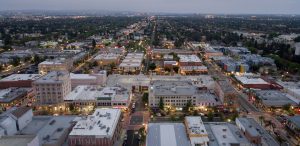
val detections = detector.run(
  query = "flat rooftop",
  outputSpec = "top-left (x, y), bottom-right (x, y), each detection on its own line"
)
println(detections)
top-left (69, 108), bottom-right (121, 138)
top-left (185, 116), bottom-right (209, 145)
top-left (34, 71), bottom-right (69, 84)
top-left (0, 88), bottom-right (31, 103)
top-left (178, 55), bottom-right (201, 63)
top-left (235, 76), bottom-right (269, 85)
top-left (204, 123), bottom-right (250, 146)
top-left (146, 123), bottom-right (191, 146)
top-left (64, 85), bottom-right (129, 102)
top-left (119, 53), bottom-right (143, 68)
top-left (0, 135), bottom-right (37, 146)
top-left (107, 74), bottom-right (215, 91)
top-left (255, 90), bottom-right (297, 107)
top-left (94, 53), bottom-right (120, 60)
top-left (0, 74), bottom-right (41, 81)
top-left (151, 80), bottom-right (196, 96)
top-left (20, 116), bottom-right (75, 145)
top-left (288, 116), bottom-right (300, 129)
top-left (236, 118), bottom-right (260, 137)
top-left (39, 58), bottom-right (68, 65)
top-left (70, 73), bottom-right (96, 80)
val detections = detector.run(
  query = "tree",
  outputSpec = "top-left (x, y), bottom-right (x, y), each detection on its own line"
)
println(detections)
top-left (259, 116), bottom-right (265, 126)
top-left (10, 57), bottom-right (21, 67)
top-left (148, 63), bottom-right (156, 71)
top-left (173, 66), bottom-right (179, 73)
top-left (183, 100), bottom-right (192, 112)
top-left (92, 39), bottom-right (96, 48)
top-left (142, 93), bottom-right (149, 104)
top-left (159, 97), bottom-right (164, 110)
top-left (207, 111), bottom-right (214, 121)
top-left (69, 104), bottom-right (75, 112)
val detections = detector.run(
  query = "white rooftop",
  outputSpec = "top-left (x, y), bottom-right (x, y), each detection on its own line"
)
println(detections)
top-left (64, 85), bottom-right (129, 102)
top-left (0, 74), bottom-right (41, 81)
top-left (69, 108), bottom-right (121, 137)
top-left (119, 53), bottom-right (144, 68)
top-left (210, 124), bottom-right (239, 146)
top-left (34, 71), bottom-right (69, 83)
top-left (39, 58), bottom-right (68, 65)
top-left (70, 73), bottom-right (96, 80)
top-left (94, 53), bottom-right (120, 60)
top-left (185, 116), bottom-right (209, 145)
top-left (178, 55), bottom-right (201, 63)
top-left (235, 75), bottom-right (269, 85)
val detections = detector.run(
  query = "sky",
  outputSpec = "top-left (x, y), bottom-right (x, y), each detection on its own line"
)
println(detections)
top-left (0, 0), bottom-right (300, 14)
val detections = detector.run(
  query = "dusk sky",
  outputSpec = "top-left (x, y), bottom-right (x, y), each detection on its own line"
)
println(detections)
top-left (0, 0), bottom-right (300, 14)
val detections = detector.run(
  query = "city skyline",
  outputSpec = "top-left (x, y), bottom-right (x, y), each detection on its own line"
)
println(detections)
top-left (0, 0), bottom-right (300, 14)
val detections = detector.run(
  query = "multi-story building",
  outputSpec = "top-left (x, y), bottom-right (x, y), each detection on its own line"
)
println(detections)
top-left (214, 79), bottom-right (238, 111)
top-left (38, 58), bottom-right (73, 75)
top-left (70, 70), bottom-right (107, 89)
top-left (0, 88), bottom-right (33, 109)
top-left (64, 85), bottom-right (131, 111)
top-left (149, 80), bottom-right (220, 109)
top-left (235, 118), bottom-right (279, 146)
top-left (94, 53), bottom-right (121, 66)
top-left (184, 116), bottom-right (209, 146)
top-left (236, 118), bottom-right (261, 144)
top-left (178, 55), bottom-right (207, 75)
top-left (68, 108), bottom-right (122, 146)
top-left (118, 53), bottom-right (144, 74)
top-left (33, 71), bottom-right (71, 107)
top-left (0, 74), bottom-right (41, 89)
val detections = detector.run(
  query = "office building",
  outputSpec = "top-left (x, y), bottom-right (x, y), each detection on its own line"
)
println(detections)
top-left (33, 71), bottom-right (71, 107)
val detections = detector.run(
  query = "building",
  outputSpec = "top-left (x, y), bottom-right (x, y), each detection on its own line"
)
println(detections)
top-left (33, 71), bottom-right (71, 107)
top-left (0, 74), bottom-right (41, 89)
top-left (118, 53), bottom-right (144, 74)
top-left (235, 118), bottom-right (279, 146)
top-left (295, 42), bottom-right (300, 56)
top-left (277, 81), bottom-right (300, 104)
top-left (94, 53), bottom-right (120, 66)
top-left (0, 107), bottom-right (33, 136)
top-left (20, 116), bottom-right (75, 146)
top-left (184, 116), bottom-right (209, 146)
top-left (38, 58), bottom-right (73, 75)
top-left (147, 117), bottom-right (253, 146)
top-left (179, 66), bottom-right (208, 75)
top-left (235, 118), bottom-right (261, 144)
top-left (64, 85), bottom-right (131, 111)
top-left (0, 88), bottom-right (33, 109)
top-left (178, 55), bottom-right (202, 66)
top-left (146, 123), bottom-right (191, 146)
top-left (253, 90), bottom-right (298, 108)
top-left (70, 70), bottom-right (107, 89)
top-left (204, 49), bottom-right (223, 59)
top-left (214, 80), bottom-right (238, 111)
top-left (235, 74), bottom-right (270, 90)
top-left (204, 122), bottom-right (251, 146)
top-left (149, 80), bottom-right (220, 109)
top-left (68, 108), bottom-right (122, 146)
top-left (286, 116), bottom-right (300, 139)
top-left (0, 135), bottom-right (39, 146)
